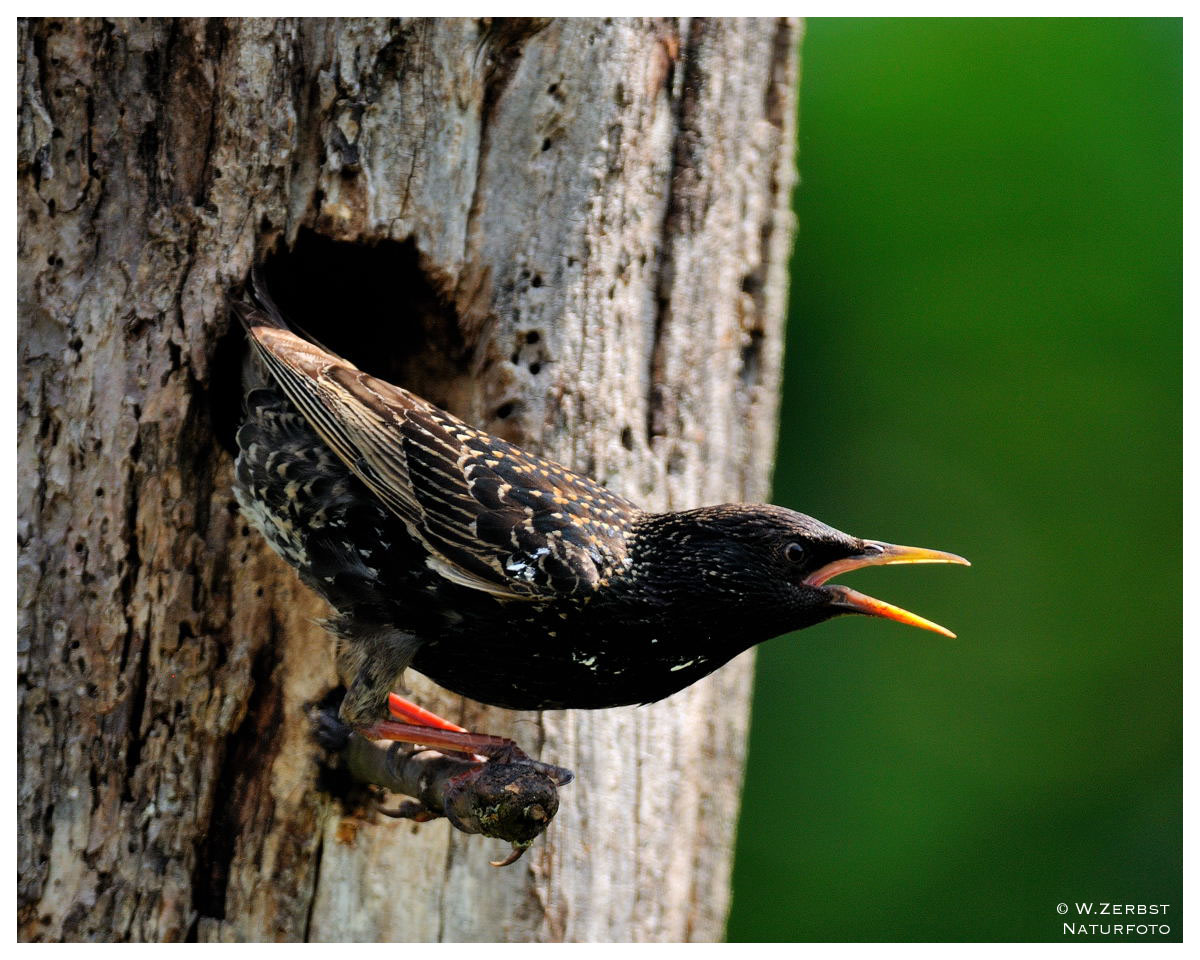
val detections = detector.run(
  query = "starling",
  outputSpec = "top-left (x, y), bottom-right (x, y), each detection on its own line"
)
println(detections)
top-left (232, 275), bottom-right (967, 762)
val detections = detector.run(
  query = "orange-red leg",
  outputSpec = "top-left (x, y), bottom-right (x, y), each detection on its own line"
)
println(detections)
top-left (387, 692), bottom-right (467, 732)
top-left (359, 719), bottom-right (573, 786)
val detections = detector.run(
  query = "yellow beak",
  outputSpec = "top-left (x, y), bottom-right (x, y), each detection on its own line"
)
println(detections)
top-left (805, 541), bottom-right (969, 638)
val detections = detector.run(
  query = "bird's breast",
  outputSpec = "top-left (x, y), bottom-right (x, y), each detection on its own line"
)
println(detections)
top-left (406, 596), bottom-right (740, 710)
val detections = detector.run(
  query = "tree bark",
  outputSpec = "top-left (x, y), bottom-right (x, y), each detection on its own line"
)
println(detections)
top-left (17, 17), bottom-right (798, 942)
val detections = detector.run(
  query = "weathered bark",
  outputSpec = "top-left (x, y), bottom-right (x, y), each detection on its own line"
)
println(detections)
top-left (17, 17), bottom-right (798, 942)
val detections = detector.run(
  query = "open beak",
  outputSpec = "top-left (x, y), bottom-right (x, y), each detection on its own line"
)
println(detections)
top-left (804, 541), bottom-right (969, 638)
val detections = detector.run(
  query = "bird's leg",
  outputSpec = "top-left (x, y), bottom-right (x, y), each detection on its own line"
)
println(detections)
top-left (341, 652), bottom-right (573, 783)
top-left (387, 691), bottom-right (468, 733)
top-left (385, 691), bottom-right (485, 762)
top-left (382, 693), bottom-right (574, 784)
top-left (358, 718), bottom-right (574, 786)
top-left (386, 692), bottom-right (486, 762)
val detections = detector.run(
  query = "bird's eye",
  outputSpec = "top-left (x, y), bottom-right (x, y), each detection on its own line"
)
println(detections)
top-left (784, 542), bottom-right (805, 564)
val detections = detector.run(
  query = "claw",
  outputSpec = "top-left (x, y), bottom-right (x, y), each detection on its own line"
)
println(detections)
top-left (531, 761), bottom-right (574, 787)
top-left (490, 842), bottom-right (531, 867)
top-left (378, 799), bottom-right (440, 822)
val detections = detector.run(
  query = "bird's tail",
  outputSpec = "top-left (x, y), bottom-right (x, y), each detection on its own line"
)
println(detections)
top-left (231, 266), bottom-right (360, 379)
top-left (229, 265), bottom-right (291, 333)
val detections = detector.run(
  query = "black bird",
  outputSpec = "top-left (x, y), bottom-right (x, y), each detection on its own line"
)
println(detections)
top-left (232, 278), bottom-right (967, 759)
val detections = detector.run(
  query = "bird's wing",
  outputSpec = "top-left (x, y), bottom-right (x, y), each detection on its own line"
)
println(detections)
top-left (236, 303), bottom-right (636, 602)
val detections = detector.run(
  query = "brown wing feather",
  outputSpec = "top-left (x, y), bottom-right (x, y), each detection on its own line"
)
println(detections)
top-left (236, 298), bottom-right (637, 601)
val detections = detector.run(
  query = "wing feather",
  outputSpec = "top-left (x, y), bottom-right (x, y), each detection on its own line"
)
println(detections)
top-left (236, 296), bottom-right (637, 601)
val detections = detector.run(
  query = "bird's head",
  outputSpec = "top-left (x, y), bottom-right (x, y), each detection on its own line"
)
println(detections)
top-left (632, 504), bottom-right (968, 641)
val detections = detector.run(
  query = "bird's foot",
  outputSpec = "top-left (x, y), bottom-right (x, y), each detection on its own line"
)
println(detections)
top-left (313, 699), bottom-right (354, 753)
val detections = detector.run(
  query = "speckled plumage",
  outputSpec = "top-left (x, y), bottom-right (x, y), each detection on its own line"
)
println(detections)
top-left (232, 278), bottom-right (966, 726)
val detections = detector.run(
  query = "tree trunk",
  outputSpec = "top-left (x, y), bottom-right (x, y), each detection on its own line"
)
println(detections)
top-left (17, 17), bottom-right (798, 942)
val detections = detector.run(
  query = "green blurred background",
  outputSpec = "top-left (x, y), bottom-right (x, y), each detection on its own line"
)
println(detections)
top-left (727, 19), bottom-right (1181, 942)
